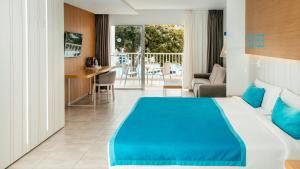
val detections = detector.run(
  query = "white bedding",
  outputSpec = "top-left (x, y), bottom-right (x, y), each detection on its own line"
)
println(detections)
top-left (108, 97), bottom-right (300, 169)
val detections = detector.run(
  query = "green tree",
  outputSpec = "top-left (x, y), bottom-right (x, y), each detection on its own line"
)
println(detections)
top-left (115, 25), bottom-right (184, 53)
top-left (145, 25), bottom-right (183, 53)
top-left (115, 26), bottom-right (141, 53)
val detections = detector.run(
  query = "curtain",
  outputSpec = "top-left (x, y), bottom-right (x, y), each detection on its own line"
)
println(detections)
top-left (183, 10), bottom-right (208, 89)
top-left (95, 14), bottom-right (109, 66)
top-left (207, 10), bottom-right (223, 73)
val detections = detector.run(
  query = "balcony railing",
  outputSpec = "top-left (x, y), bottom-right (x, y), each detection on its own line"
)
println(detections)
top-left (112, 53), bottom-right (183, 66)
top-left (112, 53), bottom-right (183, 87)
top-left (145, 53), bottom-right (183, 65)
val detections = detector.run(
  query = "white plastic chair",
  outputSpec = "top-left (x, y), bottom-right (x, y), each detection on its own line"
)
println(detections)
top-left (151, 62), bottom-right (172, 84)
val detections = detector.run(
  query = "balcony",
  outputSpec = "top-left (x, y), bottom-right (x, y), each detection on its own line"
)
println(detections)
top-left (112, 52), bottom-right (183, 88)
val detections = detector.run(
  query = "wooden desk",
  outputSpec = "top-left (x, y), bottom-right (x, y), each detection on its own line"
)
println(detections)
top-left (286, 160), bottom-right (300, 169)
top-left (65, 66), bottom-right (113, 106)
top-left (65, 66), bottom-right (112, 79)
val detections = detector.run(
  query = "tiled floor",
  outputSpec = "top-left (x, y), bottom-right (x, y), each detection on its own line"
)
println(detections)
top-left (114, 76), bottom-right (182, 89)
top-left (8, 88), bottom-right (193, 169)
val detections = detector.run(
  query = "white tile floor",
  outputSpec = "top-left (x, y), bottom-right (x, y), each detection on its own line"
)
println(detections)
top-left (8, 88), bottom-right (193, 169)
top-left (114, 76), bottom-right (182, 89)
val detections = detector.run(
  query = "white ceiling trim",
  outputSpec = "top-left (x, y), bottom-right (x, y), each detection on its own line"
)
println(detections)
top-left (64, 0), bottom-right (226, 15)
top-left (124, 0), bottom-right (226, 10)
top-left (64, 0), bottom-right (138, 15)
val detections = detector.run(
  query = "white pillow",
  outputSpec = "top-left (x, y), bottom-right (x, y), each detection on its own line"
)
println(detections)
top-left (254, 79), bottom-right (282, 112)
top-left (281, 89), bottom-right (300, 109)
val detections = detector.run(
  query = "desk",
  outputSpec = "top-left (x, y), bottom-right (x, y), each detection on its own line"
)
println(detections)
top-left (65, 66), bottom-right (113, 106)
top-left (286, 160), bottom-right (300, 169)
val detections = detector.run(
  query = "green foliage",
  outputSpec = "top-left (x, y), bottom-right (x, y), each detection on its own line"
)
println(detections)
top-left (115, 26), bottom-right (141, 53)
top-left (145, 25), bottom-right (183, 53)
top-left (115, 25), bottom-right (184, 53)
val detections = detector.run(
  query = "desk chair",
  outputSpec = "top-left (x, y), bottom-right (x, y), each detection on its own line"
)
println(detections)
top-left (92, 71), bottom-right (116, 104)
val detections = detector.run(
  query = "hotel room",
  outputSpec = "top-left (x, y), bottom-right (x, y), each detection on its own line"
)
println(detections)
top-left (1, 0), bottom-right (300, 169)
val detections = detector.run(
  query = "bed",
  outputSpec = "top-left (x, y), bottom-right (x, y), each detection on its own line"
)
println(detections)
top-left (108, 96), bottom-right (300, 169)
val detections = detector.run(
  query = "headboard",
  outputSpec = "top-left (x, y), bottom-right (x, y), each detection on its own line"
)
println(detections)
top-left (248, 55), bottom-right (300, 95)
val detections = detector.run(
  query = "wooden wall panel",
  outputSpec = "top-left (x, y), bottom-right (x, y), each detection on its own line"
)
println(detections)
top-left (64, 3), bottom-right (95, 102)
top-left (246, 0), bottom-right (300, 60)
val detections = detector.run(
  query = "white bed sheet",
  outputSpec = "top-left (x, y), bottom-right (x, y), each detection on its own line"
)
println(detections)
top-left (108, 97), bottom-right (300, 169)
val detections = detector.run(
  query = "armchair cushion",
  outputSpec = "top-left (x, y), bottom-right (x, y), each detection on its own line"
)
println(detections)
top-left (213, 67), bottom-right (226, 84)
top-left (194, 73), bottom-right (211, 79)
top-left (209, 64), bottom-right (220, 83)
top-left (198, 84), bottom-right (226, 97)
top-left (192, 78), bottom-right (211, 85)
top-left (192, 78), bottom-right (211, 95)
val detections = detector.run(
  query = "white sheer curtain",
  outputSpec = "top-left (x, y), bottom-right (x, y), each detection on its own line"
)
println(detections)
top-left (183, 10), bottom-right (208, 89)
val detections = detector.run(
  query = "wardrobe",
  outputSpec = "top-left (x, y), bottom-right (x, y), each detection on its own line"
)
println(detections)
top-left (0, 0), bottom-right (65, 168)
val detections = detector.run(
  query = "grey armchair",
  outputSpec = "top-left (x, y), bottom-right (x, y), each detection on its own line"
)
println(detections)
top-left (192, 64), bottom-right (226, 97)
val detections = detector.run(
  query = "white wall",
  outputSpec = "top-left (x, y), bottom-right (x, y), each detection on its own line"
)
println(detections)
top-left (0, 0), bottom-right (64, 168)
top-left (226, 0), bottom-right (249, 96)
top-left (110, 10), bottom-right (185, 25)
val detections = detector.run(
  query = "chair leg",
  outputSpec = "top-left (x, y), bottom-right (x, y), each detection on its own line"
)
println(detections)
top-left (92, 83), bottom-right (95, 102)
top-left (112, 85), bottom-right (115, 101)
top-left (99, 85), bottom-right (102, 103)
top-left (138, 74), bottom-right (141, 85)
top-left (119, 74), bottom-right (123, 85)
top-left (124, 75), bottom-right (128, 87)
top-left (147, 74), bottom-right (149, 84)
top-left (151, 74), bottom-right (154, 85)
top-left (98, 86), bottom-right (101, 102)
top-left (93, 84), bottom-right (96, 106)
top-left (106, 85), bottom-right (109, 101)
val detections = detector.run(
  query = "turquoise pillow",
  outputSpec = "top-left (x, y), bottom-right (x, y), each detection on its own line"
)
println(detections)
top-left (242, 84), bottom-right (265, 108)
top-left (272, 98), bottom-right (300, 139)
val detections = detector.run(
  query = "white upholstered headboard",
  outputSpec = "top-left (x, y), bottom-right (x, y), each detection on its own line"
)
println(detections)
top-left (248, 55), bottom-right (300, 95)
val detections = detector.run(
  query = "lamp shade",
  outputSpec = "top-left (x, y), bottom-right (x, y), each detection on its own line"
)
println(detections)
top-left (220, 46), bottom-right (227, 58)
top-left (220, 37), bottom-right (227, 58)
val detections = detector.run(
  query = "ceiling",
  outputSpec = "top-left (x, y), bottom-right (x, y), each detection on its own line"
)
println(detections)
top-left (64, 0), bottom-right (226, 14)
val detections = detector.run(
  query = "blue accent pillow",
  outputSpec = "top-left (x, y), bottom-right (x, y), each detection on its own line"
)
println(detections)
top-left (272, 98), bottom-right (300, 139)
top-left (242, 84), bottom-right (265, 108)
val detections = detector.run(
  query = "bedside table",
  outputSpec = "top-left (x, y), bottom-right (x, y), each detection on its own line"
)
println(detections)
top-left (286, 160), bottom-right (300, 169)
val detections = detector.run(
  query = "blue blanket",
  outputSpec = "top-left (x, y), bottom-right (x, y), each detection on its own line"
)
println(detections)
top-left (109, 97), bottom-right (246, 166)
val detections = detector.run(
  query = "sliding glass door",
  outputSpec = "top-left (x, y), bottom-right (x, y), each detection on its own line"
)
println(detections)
top-left (110, 25), bottom-right (145, 89)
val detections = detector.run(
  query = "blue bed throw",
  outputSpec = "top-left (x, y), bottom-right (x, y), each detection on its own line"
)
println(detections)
top-left (109, 97), bottom-right (246, 166)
